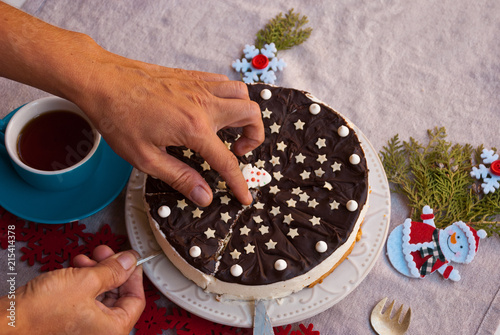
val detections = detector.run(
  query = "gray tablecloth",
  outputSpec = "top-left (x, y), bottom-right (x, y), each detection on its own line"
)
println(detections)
top-left (1, 1), bottom-right (499, 334)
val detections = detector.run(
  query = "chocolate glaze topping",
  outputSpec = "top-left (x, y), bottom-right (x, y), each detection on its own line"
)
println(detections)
top-left (145, 84), bottom-right (369, 286)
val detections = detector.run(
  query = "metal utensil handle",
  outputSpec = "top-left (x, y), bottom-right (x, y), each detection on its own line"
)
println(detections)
top-left (136, 251), bottom-right (162, 266)
top-left (254, 300), bottom-right (274, 334)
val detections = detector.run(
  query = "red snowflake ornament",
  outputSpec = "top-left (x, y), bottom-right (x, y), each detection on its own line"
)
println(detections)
top-left (79, 224), bottom-right (127, 259)
top-left (295, 324), bottom-right (320, 335)
top-left (20, 222), bottom-right (89, 272)
top-left (274, 325), bottom-right (293, 335)
top-left (135, 277), bottom-right (170, 335)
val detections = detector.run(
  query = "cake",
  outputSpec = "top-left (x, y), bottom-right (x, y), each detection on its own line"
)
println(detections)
top-left (144, 84), bottom-right (369, 300)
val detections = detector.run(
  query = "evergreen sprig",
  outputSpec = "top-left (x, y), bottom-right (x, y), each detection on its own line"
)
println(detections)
top-left (380, 127), bottom-right (500, 237)
top-left (255, 9), bottom-right (312, 51)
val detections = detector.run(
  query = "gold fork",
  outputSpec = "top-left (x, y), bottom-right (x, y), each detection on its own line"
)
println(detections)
top-left (370, 297), bottom-right (411, 335)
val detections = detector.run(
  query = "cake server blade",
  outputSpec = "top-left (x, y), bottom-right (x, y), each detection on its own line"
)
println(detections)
top-left (254, 300), bottom-right (273, 335)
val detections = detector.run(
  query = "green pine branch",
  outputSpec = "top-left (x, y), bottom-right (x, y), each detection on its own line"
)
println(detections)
top-left (380, 127), bottom-right (500, 237)
top-left (255, 9), bottom-right (312, 51)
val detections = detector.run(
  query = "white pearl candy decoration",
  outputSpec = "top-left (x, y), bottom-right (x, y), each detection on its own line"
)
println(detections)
top-left (274, 259), bottom-right (287, 271)
top-left (157, 205), bottom-right (171, 218)
top-left (337, 125), bottom-right (349, 137)
top-left (189, 246), bottom-right (201, 258)
top-left (349, 154), bottom-right (361, 165)
top-left (260, 89), bottom-right (272, 100)
top-left (346, 200), bottom-right (358, 212)
top-left (315, 241), bottom-right (328, 253)
top-left (309, 103), bottom-right (321, 115)
top-left (231, 264), bottom-right (243, 277)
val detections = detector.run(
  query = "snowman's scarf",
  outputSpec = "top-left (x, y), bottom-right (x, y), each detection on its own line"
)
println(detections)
top-left (419, 230), bottom-right (446, 276)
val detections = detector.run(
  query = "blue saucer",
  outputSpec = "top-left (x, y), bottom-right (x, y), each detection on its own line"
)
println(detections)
top-left (0, 108), bottom-right (132, 224)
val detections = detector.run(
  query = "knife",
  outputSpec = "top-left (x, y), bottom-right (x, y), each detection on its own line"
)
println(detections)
top-left (136, 250), bottom-right (162, 266)
top-left (254, 300), bottom-right (274, 335)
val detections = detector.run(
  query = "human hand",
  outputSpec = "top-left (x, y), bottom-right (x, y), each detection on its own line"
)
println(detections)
top-left (0, 4), bottom-right (263, 207)
top-left (1, 246), bottom-right (145, 335)
top-left (71, 49), bottom-right (263, 207)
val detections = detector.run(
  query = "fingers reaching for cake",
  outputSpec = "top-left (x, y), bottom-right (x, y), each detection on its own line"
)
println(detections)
top-left (68, 53), bottom-right (264, 207)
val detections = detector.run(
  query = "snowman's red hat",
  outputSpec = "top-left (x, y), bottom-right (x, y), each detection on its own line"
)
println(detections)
top-left (453, 221), bottom-right (487, 263)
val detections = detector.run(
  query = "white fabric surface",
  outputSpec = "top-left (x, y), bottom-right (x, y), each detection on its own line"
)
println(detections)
top-left (1, 0), bottom-right (499, 334)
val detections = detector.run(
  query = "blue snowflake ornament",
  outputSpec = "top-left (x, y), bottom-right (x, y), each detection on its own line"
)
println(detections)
top-left (470, 148), bottom-right (500, 194)
top-left (232, 43), bottom-right (286, 84)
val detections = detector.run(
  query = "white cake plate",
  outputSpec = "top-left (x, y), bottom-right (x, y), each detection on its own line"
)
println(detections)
top-left (124, 129), bottom-right (391, 327)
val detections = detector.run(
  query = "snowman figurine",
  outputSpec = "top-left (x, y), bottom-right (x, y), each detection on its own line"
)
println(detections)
top-left (387, 206), bottom-right (487, 281)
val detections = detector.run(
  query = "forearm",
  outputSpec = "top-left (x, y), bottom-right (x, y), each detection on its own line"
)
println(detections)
top-left (0, 2), bottom-right (103, 102)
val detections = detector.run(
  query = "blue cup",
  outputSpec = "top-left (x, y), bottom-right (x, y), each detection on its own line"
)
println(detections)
top-left (0, 97), bottom-right (102, 191)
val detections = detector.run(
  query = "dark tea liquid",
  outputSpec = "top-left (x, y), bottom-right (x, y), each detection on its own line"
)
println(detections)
top-left (17, 111), bottom-right (95, 171)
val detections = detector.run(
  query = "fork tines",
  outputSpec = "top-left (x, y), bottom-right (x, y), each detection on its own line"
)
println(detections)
top-left (371, 297), bottom-right (411, 335)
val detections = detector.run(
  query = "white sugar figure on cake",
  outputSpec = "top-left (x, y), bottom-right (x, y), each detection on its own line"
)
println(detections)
top-left (387, 205), bottom-right (487, 281)
top-left (232, 43), bottom-right (286, 84)
top-left (241, 164), bottom-right (272, 189)
top-left (470, 148), bottom-right (500, 194)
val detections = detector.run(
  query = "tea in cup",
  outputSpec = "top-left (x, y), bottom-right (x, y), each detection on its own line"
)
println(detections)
top-left (0, 96), bottom-right (102, 191)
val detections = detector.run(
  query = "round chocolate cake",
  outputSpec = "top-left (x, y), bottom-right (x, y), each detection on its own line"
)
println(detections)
top-left (144, 84), bottom-right (369, 300)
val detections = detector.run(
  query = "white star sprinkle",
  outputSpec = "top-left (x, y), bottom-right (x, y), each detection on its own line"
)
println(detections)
top-left (265, 239), bottom-right (277, 250)
top-left (262, 108), bottom-right (272, 118)
top-left (294, 119), bottom-right (305, 130)
top-left (310, 216), bottom-right (321, 226)
top-left (299, 192), bottom-right (310, 202)
top-left (177, 199), bottom-right (188, 210)
top-left (259, 225), bottom-right (270, 235)
top-left (286, 198), bottom-right (297, 207)
top-left (270, 206), bottom-right (281, 216)
top-left (273, 171), bottom-right (283, 181)
top-left (270, 122), bottom-right (281, 134)
top-left (330, 200), bottom-right (340, 210)
top-left (240, 225), bottom-right (251, 235)
top-left (220, 195), bottom-right (231, 205)
top-left (230, 249), bottom-right (241, 260)
top-left (253, 215), bottom-right (263, 223)
top-left (254, 201), bottom-right (265, 209)
top-left (204, 228), bottom-right (215, 239)
top-left (201, 161), bottom-right (211, 171)
top-left (295, 153), bottom-right (306, 163)
top-left (324, 182), bottom-right (333, 191)
top-left (244, 243), bottom-right (255, 254)
top-left (224, 141), bottom-right (232, 150)
top-left (269, 185), bottom-right (280, 194)
top-left (292, 187), bottom-right (302, 195)
top-left (283, 214), bottom-right (293, 224)
top-left (331, 162), bottom-right (342, 172)
top-left (288, 228), bottom-right (299, 238)
top-left (316, 138), bottom-right (326, 149)
top-left (255, 159), bottom-right (266, 168)
top-left (300, 170), bottom-right (311, 180)
top-left (217, 181), bottom-right (227, 190)
top-left (315, 168), bottom-right (325, 177)
top-left (192, 208), bottom-right (203, 218)
top-left (270, 156), bottom-right (280, 166)
top-left (183, 149), bottom-right (193, 159)
top-left (244, 151), bottom-right (253, 158)
top-left (277, 141), bottom-right (287, 151)
top-left (317, 154), bottom-right (328, 164)
top-left (220, 212), bottom-right (231, 223)
top-left (308, 199), bottom-right (319, 208)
